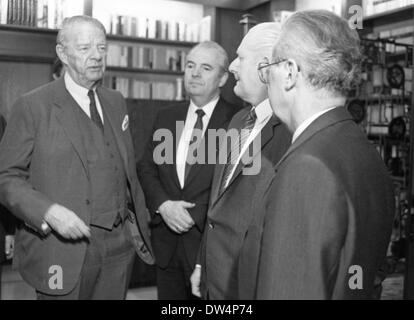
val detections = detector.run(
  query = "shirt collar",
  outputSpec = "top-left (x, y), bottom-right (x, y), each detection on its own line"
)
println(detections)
top-left (189, 96), bottom-right (220, 120)
top-left (252, 99), bottom-right (273, 124)
top-left (292, 106), bottom-right (339, 143)
top-left (64, 72), bottom-right (94, 100)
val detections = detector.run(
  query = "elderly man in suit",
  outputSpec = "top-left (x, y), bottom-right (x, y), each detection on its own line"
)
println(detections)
top-left (0, 15), bottom-right (153, 300)
top-left (252, 10), bottom-right (394, 299)
top-left (190, 23), bottom-right (291, 300)
top-left (138, 41), bottom-right (238, 300)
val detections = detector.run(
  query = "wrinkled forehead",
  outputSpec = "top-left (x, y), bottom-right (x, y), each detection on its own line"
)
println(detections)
top-left (64, 22), bottom-right (106, 44)
top-left (187, 47), bottom-right (225, 69)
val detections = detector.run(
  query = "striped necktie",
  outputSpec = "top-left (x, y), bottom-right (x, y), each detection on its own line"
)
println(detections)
top-left (219, 108), bottom-right (257, 193)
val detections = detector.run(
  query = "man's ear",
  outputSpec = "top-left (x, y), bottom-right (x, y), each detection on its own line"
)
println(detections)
top-left (284, 59), bottom-right (300, 91)
top-left (56, 44), bottom-right (68, 65)
top-left (219, 71), bottom-right (229, 88)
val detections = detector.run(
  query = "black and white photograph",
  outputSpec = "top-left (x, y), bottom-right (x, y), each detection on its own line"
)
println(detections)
top-left (0, 0), bottom-right (413, 307)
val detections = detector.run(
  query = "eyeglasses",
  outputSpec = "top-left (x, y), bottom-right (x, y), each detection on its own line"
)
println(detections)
top-left (258, 58), bottom-right (301, 84)
top-left (257, 59), bottom-right (287, 84)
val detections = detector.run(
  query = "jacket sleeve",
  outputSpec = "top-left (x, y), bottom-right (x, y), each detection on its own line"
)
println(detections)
top-left (0, 97), bottom-right (53, 233)
top-left (136, 112), bottom-right (171, 213)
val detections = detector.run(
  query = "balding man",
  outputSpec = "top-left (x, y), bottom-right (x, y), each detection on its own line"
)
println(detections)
top-left (190, 23), bottom-right (291, 300)
top-left (0, 15), bottom-right (153, 300)
top-left (138, 41), bottom-right (238, 300)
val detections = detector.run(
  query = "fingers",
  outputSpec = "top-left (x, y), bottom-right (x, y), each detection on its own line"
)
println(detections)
top-left (191, 268), bottom-right (202, 298)
top-left (181, 201), bottom-right (196, 209)
top-left (45, 205), bottom-right (91, 240)
top-left (5, 236), bottom-right (14, 260)
top-left (65, 219), bottom-right (91, 240)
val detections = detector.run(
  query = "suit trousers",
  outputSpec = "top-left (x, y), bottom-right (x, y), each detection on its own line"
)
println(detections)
top-left (36, 221), bottom-right (135, 300)
top-left (156, 237), bottom-right (199, 300)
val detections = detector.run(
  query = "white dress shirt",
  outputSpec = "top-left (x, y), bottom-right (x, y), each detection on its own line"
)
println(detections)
top-left (176, 96), bottom-right (220, 188)
top-left (64, 73), bottom-right (104, 124)
top-left (224, 99), bottom-right (273, 188)
top-left (291, 106), bottom-right (339, 144)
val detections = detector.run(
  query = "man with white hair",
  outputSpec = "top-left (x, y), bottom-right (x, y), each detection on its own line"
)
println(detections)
top-left (0, 15), bottom-right (153, 299)
top-left (254, 10), bottom-right (394, 299)
top-left (190, 23), bottom-right (291, 300)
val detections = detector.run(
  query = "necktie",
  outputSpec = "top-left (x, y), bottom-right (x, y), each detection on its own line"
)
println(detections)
top-left (88, 90), bottom-right (104, 132)
top-left (219, 108), bottom-right (257, 193)
top-left (184, 109), bottom-right (205, 182)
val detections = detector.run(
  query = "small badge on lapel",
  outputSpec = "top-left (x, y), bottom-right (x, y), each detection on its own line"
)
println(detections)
top-left (122, 115), bottom-right (129, 131)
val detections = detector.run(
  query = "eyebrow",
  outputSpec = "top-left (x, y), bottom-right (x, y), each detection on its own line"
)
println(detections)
top-left (186, 60), bottom-right (214, 69)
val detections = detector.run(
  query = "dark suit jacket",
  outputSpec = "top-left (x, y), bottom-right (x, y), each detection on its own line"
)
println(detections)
top-left (138, 98), bottom-right (238, 269)
top-left (199, 106), bottom-right (292, 299)
top-left (251, 107), bottom-right (394, 299)
top-left (0, 78), bottom-right (153, 295)
top-left (0, 115), bottom-right (15, 264)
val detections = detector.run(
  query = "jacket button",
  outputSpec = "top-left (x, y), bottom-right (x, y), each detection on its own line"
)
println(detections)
top-left (86, 199), bottom-right (90, 205)
top-left (209, 223), bottom-right (214, 230)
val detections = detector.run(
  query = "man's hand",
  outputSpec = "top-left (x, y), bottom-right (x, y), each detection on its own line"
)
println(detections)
top-left (5, 235), bottom-right (14, 260)
top-left (158, 201), bottom-right (196, 234)
top-left (44, 204), bottom-right (91, 240)
top-left (190, 266), bottom-right (202, 298)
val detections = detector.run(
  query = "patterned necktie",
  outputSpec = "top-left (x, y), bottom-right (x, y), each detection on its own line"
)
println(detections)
top-left (88, 90), bottom-right (104, 132)
top-left (185, 109), bottom-right (205, 182)
top-left (219, 108), bottom-right (257, 193)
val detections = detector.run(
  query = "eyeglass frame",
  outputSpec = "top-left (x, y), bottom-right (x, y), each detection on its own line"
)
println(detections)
top-left (257, 58), bottom-right (300, 84)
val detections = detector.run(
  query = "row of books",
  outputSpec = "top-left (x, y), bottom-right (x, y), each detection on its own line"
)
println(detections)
top-left (364, 0), bottom-right (414, 16)
top-left (103, 76), bottom-right (184, 101)
top-left (0, 0), bottom-right (82, 28)
top-left (108, 14), bottom-right (211, 43)
top-left (107, 44), bottom-right (187, 72)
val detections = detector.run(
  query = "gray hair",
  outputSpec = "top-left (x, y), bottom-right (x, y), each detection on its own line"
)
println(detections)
top-left (189, 41), bottom-right (229, 74)
top-left (57, 15), bottom-right (106, 46)
top-left (244, 22), bottom-right (282, 59)
top-left (274, 10), bottom-right (362, 96)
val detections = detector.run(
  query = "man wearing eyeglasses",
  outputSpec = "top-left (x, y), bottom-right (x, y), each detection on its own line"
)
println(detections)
top-left (253, 10), bottom-right (394, 299)
top-left (190, 23), bottom-right (291, 300)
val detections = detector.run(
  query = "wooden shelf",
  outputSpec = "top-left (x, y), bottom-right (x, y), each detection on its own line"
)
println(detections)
top-left (106, 66), bottom-right (184, 76)
top-left (0, 24), bottom-right (197, 48)
top-left (0, 54), bottom-right (54, 64)
top-left (107, 34), bottom-right (197, 48)
top-left (364, 4), bottom-right (414, 22)
top-left (0, 24), bottom-right (58, 34)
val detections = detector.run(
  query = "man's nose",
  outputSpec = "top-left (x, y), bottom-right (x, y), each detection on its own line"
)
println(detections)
top-left (91, 47), bottom-right (103, 60)
top-left (191, 66), bottom-right (201, 77)
top-left (229, 59), bottom-right (238, 74)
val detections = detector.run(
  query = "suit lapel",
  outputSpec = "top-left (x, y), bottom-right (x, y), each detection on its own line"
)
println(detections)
top-left (274, 107), bottom-right (351, 171)
top-left (53, 78), bottom-right (90, 179)
top-left (212, 115), bottom-right (279, 205)
top-left (225, 115), bottom-right (279, 190)
top-left (185, 98), bottom-right (229, 186)
top-left (210, 108), bottom-right (246, 204)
